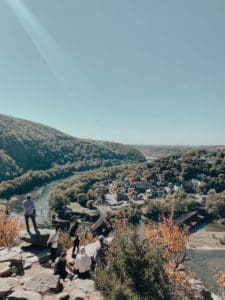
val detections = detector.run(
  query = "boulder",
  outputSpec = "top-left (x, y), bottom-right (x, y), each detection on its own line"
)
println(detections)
top-left (0, 248), bottom-right (24, 276)
top-left (0, 261), bottom-right (11, 277)
top-left (43, 293), bottom-right (70, 300)
top-left (20, 229), bottom-right (54, 248)
top-left (42, 296), bottom-right (56, 300)
top-left (22, 248), bottom-right (49, 265)
top-left (0, 246), bottom-right (49, 275)
top-left (7, 290), bottom-right (42, 300)
top-left (68, 279), bottom-right (96, 300)
top-left (0, 278), bottom-right (14, 298)
top-left (70, 290), bottom-right (86, 300)
top-left (74, 279), bottom-right (95, 294)
top-left (23, 273), bottom-right (60, 294)
top-left (0, 248), bottom-right (18, 262)
top-left (56, 293), bottom-right (70, 300)
top-left (69, 279), bottom-right (104, 300)
top-left (189, 279), bottom-right (213, 300)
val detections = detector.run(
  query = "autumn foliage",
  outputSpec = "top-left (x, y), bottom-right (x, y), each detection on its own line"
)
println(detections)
top-left (145, 211), bottom-right (194, 297)
top-left (61, 230), bottom-right (97, 250)
top-left (0, 207), bottom-right (23, 247)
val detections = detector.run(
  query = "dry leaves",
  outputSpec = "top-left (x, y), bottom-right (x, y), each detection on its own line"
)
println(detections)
top-left (0, 207), bottom-right (23, 247)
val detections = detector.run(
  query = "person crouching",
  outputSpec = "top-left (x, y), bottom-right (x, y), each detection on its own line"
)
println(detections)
top-left (54, 250), bottom-right (74, 281)
top-left (75, 246), bottom-right (92, 279)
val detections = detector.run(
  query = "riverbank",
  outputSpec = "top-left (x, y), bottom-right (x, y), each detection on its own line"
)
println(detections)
top-left (188, 231), bottom-right (225, 250)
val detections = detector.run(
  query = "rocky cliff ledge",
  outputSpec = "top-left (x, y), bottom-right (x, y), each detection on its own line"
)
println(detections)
top-left (0, 229), bottom-right (219, 300)
top-left (0, 229), bottom-right (104, 300)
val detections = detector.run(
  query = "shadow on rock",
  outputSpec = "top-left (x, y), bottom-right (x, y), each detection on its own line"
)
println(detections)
top-left (20, 229), bottom-right (54, 268)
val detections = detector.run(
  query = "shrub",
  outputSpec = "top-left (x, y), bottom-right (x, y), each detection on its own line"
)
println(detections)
top-left (0, 208), bottom-right (23, 247)
top-left (95, 223), bottom-right (172, 299)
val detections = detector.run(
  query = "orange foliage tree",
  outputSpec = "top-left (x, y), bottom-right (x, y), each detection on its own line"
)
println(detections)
top-left (146, 211), bottom-right (193, 296)
top-left (0, 207), bottom-right (23, 247)
top-left (61, 229), bottom-right (97, 250)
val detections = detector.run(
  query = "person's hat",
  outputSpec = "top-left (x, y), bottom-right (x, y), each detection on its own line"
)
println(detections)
top-left (98, 235), bottom-right (104, 241)
top-left (27, 193), bottom-right (31, 199)
top-left (77, 219), bottom-right (82, 224)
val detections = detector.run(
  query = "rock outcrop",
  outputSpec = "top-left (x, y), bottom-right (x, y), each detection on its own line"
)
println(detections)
top-left (23, 273), bottom-right (60, 294)
top-left (0, 278), bottom-right (14, 298)
top-left (20, 229), bottom-right (54, 248)
top-left (189, 279), bottom-right (214, 300)
top-left (0, 248), bottom-right (24, 276)
top-left (7, 290), bottom-right (42, 300)
top-left (0, 234), bottom-right (104, 300)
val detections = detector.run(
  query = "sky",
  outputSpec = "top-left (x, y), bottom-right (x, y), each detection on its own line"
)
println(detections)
top-left (0, 0), bottom-right (224, 145)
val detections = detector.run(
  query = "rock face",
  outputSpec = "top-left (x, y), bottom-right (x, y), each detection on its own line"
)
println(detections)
top-left (43, 293), bottom-right (70, 300)
top-left (63, 279), bottom-right (103, 300)
top-left (7, 290), bottom-right (42, 300)
top-left (20, 229), bottom-right (54, 248)
top-left (56, 293), bottom-right (70, 300)
top-left (0, 261), bottom-right (11, 277)
top-left (23, 273), bottom-right (60, 294)
top-left (189, 279), bottom-right (213, 300)
top-left (0, 278), bottom-right (14, 298)
top-left (0, 248), bottom-right (24, 276)
top-left (0, 244), bottom-right (104, 300)
top-left (74, 279), bottom-right (95, 294)
top-left (0, 246), bottom-right (49, 278)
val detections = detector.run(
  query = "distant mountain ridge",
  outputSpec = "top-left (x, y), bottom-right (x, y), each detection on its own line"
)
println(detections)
top-left (0, 114), bottom-right (145, 183)
top-left (135, 144), bottom-right (225, 158)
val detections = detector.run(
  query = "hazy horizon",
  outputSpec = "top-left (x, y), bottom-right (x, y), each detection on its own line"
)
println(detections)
top-left (1, 112), bottom-right (224, 147)
top-left (0, 0), bottom-right (224, 145)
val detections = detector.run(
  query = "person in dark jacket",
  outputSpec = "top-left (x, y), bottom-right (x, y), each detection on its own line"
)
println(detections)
top-left (94, 235), bottom-right (108, 271)
top-left (70, 219), bottom-right (81, 257)
top-left (54, 250), bottom-right (74, 280)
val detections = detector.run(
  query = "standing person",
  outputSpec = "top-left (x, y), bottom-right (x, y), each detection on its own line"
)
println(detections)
top-left (70, 219), bottom-right (81, 258)
top-left (47, 225), bottom-right (61, 265)
top-left (94, 235), bottom-right (108, 271)
top-left (54, 250), bottom-right (74, 281)
top-left (22, 194), bottom-right (37, 234)
top-left (75, 246), bottom-right (92, 279)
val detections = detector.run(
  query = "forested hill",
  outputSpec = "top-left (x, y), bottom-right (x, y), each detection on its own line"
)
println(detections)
top-left (0, 114), bottom-right (145, 183)
top-left (135, 145), bottom-right (225, 158)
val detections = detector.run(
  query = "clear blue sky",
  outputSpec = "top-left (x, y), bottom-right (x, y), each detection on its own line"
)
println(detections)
top-left (0, 0), bottom-right (224, 145)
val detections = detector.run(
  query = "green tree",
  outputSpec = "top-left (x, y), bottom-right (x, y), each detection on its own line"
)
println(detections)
top-left (77, 193), bottom-right (88, 207)
top-left (95, 226), bottom-right (172, 300)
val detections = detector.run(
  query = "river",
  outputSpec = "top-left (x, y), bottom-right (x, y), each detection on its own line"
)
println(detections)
top-left (185, 223), bottom-right (225, 292)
